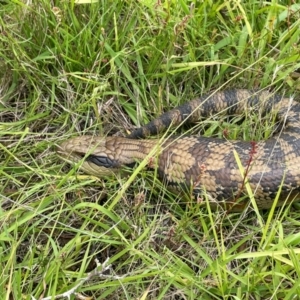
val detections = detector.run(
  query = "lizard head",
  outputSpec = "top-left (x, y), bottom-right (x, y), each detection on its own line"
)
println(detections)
top-left (57, 136), bottom-right (121, 177)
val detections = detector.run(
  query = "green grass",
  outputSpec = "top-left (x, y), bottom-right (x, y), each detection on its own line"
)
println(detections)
top-left (1, 0), bottom-right (300, 299)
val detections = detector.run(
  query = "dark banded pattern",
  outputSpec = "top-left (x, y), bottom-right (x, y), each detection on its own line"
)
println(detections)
top-left (58, 89), bottom-right (300, 211)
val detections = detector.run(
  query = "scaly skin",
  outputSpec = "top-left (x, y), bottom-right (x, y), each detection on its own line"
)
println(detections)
top-left (58, 89), bottom-right (300, 211)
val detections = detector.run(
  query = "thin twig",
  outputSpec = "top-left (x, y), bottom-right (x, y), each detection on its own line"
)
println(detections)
top-left (32, 257), bottom-right (125, 300)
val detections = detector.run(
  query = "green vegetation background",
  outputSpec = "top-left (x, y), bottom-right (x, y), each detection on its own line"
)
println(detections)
top-left (1, 0), bottom-right (300, 299)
